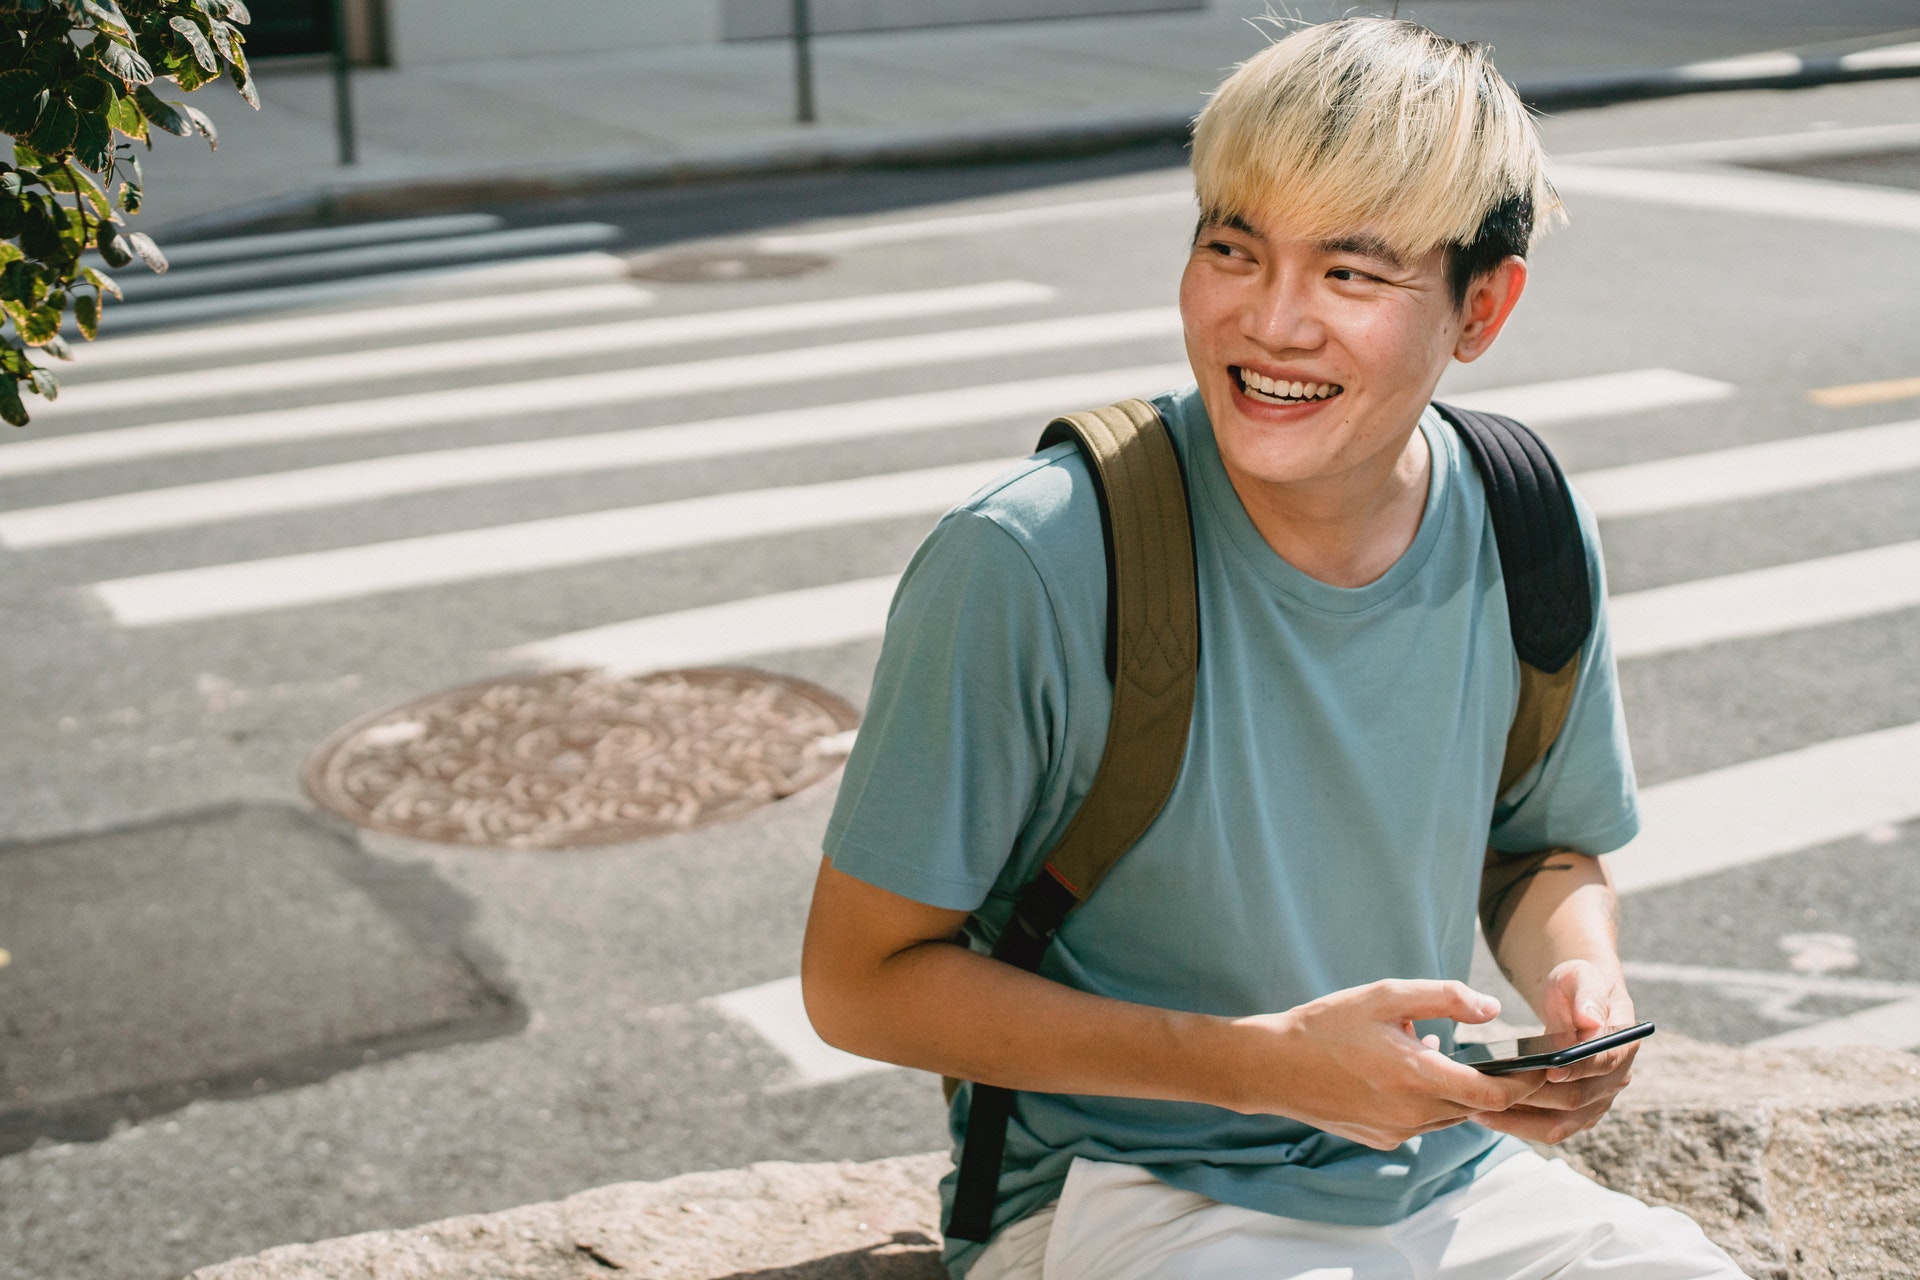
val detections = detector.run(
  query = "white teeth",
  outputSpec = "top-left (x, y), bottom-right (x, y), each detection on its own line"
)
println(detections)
top-left (1238, 368), bottom-right (1343, 402)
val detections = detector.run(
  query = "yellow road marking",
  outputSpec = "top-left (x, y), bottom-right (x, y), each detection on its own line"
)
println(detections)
top-left (1809, 375), bottom-right (1920, 407)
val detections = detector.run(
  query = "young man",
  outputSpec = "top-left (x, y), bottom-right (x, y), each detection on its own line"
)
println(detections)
top-left (802, 18), bottom-right (1750, 1280)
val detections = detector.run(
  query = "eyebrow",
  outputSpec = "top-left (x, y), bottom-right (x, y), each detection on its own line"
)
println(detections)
top-left (1195, 210), bottom-right (1262, 242)
top-left (1317, 234), bottom-right (1406, 269)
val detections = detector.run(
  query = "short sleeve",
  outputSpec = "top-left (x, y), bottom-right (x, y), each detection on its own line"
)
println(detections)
top-left (1488, 488), bottom-right (1640, 856)
top-left (823, 508), bottom-right (1069, 911)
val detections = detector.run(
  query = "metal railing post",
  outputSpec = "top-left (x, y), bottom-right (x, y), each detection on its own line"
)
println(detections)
top-left (327, 0), bottom-right (358, 165)
top-left (791, 0), bottom-right (816, 124)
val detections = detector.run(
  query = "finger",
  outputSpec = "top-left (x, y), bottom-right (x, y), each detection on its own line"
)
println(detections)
top-left (1546, 1037), bottom-right (1641, 1085)
top-left (1473, 1096), bottom-right (1614, 1144)
top-left (1375, 979), bottom-right (1502, 1026)
top-left (1415, 1053), bottom-right (1547, 1113)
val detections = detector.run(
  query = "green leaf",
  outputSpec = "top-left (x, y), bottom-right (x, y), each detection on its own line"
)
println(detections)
top-left (105, 88), bottom-right (144, 137)
top-left (119, 228), bottom-right (164, 272)
top-left (73, 289), bottom-right (97, 338)
top-left (79, 263), bottom-right (119, 298)
top-left (13, 141), bottom-right (49, 168)
top-left (116, 176), bottom-right (139, 212)
top-left (0, 375), bottom-right (30, 427)
top-left (17, 301), bottom-right (61, 344)
top-left (132, 84), bottom-right (192, 136)
top-left (40, 331), bottom-right (71, 360)
top-left (66, 160), bottom-right (110, 212)
top-left (202, 0), bottom-right (251, 24)
top-left (26, 364), bottom-right (57, 398)
top-left (169, 16), bottom-right (218, 73)
top-left (180, 102), bottom-right (216, 144)
top-left (73, 109), bottom-right (112, 171)
top-left (24, 95), bottom-right (77, 157)
top-left (229, 57), bottom-right (257, 108)
top-left (0, 69), bottom-right (49, 135)
top-left (0, 242), bottom-right (20, 266)
top-left (93, 36), bottom-right (153, 86)
top-left (74, 0), bottom-right (131, 38)
top-left (96, 229), bottom-right (132, 266)
top-left (205, 18), bottom-right (239, 63)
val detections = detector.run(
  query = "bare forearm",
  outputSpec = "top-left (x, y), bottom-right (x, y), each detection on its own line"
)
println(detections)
top-left (1480, 848), bottom-right (1622, 1020)
top-left (804, 934), bottom-right (1238, 1107)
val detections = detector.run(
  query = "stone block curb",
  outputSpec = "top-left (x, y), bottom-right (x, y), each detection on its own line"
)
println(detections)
top-left (187, 1037), bottom-right (1920, 1280)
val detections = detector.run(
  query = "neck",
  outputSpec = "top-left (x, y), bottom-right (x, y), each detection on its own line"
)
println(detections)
top-left (1222, 420), bottom-right (1433, 588)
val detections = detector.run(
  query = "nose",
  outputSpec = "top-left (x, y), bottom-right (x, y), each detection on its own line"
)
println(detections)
top-left (1243, 266), bottom-right (1326, 355)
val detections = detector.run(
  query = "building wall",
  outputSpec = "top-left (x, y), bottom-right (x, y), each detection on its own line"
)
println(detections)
top-left (379, 0), bottom-right (1209, 63)
top-left (721, 0), bottom-right (1207, 41)
top-left (384, 0), bottom-right (721, 63)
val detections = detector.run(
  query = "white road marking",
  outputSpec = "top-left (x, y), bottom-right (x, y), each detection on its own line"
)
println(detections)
top-left (708, 976), bottom-right (893, 1086)
top-left (1561, 120), bottom-right (1920, 167)
top-left (1750, 996), bottom-right (1920, 1051)
top-left (91, 252), bottom-right (630, 331)
top-left (150, 214), bottom-right (502, 269)
top-left (0, 366), bottom-right (1719, 543)
top-left (755, 189), bottom-right (1195, 254)
top-left (74, 283), bottom-right (657, 371)
top-left (1551, 162), bottom-right (1920, 232)
top-left (1577, 417), bottom-right (1920, 518)
top-left (1607, 721), bottom-right (1920, 895)
top-left (1610, 540), bottom-right (1920, 659)
top-left (0, 308), bottom-right (1181, 476)
top-left (1841, 41), bottom-right (1920, 73)
top-left (1444, 369), bottom-right (1732, 424)
top-left (515, 575), bottom-right (903, 674)
top-left (0, 364), bottom-right (1188, 546)
top-left (90, 458), bottom-right (1019, 626)
top-left (113, 223), bottom-right (623, 300)
top-left (43, 281), bottom-right (1057, 415)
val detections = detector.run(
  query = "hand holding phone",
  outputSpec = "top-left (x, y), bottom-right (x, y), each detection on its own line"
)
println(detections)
top-left (1446, 1022), bottom-right (1654, 1075)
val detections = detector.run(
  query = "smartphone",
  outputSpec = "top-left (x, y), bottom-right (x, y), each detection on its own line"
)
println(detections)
top-left (1446, 1022), bottom-right (1654, 1075)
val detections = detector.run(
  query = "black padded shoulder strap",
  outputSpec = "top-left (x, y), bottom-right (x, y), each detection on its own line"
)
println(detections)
top-left (1433, 403), bottom-right (1591, 671)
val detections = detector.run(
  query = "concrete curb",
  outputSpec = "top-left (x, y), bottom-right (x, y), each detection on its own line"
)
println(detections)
top-left (157, 46), bottom-right (1920, 241)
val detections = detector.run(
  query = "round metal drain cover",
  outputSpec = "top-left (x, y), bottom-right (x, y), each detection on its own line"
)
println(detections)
top-left (304, 668), bottom-right (859, 849)
top-left (624, 248), bottom-right (830, 283)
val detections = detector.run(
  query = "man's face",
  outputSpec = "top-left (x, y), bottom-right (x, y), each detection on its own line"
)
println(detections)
top-left (1179, 210), bottom-right (1505, 495)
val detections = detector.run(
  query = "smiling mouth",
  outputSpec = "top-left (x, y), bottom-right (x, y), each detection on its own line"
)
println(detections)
top-left (1234, 366), bottom-right (1343, 405)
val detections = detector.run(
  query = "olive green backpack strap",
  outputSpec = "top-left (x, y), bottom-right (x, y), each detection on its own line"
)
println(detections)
top-left (945, 397), bottom-right (1199, 1244)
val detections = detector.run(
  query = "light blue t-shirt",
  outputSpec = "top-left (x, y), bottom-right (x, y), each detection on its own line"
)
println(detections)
top-left (823, 384), bottom-right (1639, 1277)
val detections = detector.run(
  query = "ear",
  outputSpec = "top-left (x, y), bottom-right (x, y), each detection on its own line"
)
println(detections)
top-left (1453, 256), bottom-right (1528, 364)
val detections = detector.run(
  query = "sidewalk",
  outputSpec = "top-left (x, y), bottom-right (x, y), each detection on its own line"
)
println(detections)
top-left (133, 2), bottom-right (1920, 236)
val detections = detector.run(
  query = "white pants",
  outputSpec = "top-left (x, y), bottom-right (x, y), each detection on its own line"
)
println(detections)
top-left (969, 1150), bottom-right (1750, 1280)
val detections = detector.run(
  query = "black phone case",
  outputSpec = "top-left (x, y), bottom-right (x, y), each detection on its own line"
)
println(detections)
top-left (1469, 1022), bottom-right (1656, 1075)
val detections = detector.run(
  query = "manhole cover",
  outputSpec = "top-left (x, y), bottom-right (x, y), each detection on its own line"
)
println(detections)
top-left (304, 668), bottom-right (859, 849)
top-left (624, 248), bottom-right (831, 283)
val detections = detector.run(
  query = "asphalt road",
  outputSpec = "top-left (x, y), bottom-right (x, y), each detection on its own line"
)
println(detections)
top-left (3, 76), bottom-right (1919, 1280)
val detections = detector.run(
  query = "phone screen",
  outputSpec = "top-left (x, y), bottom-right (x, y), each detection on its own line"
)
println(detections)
top-left (1446, 1022), bottom-right (1654, 1074)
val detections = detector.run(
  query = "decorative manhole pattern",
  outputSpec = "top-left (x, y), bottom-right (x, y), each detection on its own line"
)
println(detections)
top-left (303, 668), bottom-right (859, 849)
top-left (623, 248), bottom-right (831, 283)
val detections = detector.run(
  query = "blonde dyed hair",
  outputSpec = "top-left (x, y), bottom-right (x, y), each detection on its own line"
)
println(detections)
top-left (1192, 18), bottom-right (1558, 265)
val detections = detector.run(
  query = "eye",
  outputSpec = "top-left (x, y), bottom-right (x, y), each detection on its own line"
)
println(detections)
top-left (1328, 266), bottom-right (1375, 283)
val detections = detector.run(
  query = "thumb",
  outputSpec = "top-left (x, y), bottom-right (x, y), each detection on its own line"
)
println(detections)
top-left (1379, 979), bottom-right (1501, 1026)
top-left (1545, 961), bottom-right (1609, 1032)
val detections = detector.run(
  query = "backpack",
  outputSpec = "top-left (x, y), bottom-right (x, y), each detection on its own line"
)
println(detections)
top-left (944, 396), bottom-right (1594, 1243)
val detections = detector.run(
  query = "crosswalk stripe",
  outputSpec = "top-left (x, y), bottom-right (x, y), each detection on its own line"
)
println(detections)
top-left (1750, 995), bottom-right (1920, 1051)
top-left (518, 535), bottom-right (1920, 678)
top-left (1610, 540), bottom-right (1920, 659)
top-left (74, 282), bottom-right (658, 371)
top-left (0, 366), bottom-right (1730, 537)
top-left (1577, 417), bottom-right (1920, 518)
top-left (0, 365), bottom-right (1189, 546)
top-left (90, 458), bottom-right (1020, 626)
top-left (93, 252), bottom-right (630, 331)
top-left (707, 976), bottom-right (889, 1086)
top-left (1443, 368), bottom-right (1732, 423)
top-left (42, 280), bottom-right (1057, 414)
top-left (114, 223), bottom-right (623, 300)
top-left (755, 189), bottom-right (1195, 254)
top-left (515, 575), bottom-right (903, 674)
top-left (1607, 721), bottom-right (1920, 894)
top-left (151, 213), bottom-right (503, 269)
top-left (0, 308), bottom-right (1182, 476)
top-left (1550, 162), bottom-right (1920, 233)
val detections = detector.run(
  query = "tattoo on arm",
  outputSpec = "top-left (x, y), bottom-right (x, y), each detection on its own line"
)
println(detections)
top-left (1479, 847), bottom-right (1576, 957)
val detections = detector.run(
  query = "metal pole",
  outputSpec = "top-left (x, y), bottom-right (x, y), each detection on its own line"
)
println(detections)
top-left (791, 0), bottom-right (815, 124)
top-left (327, 0), bottom-right (358, 165)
